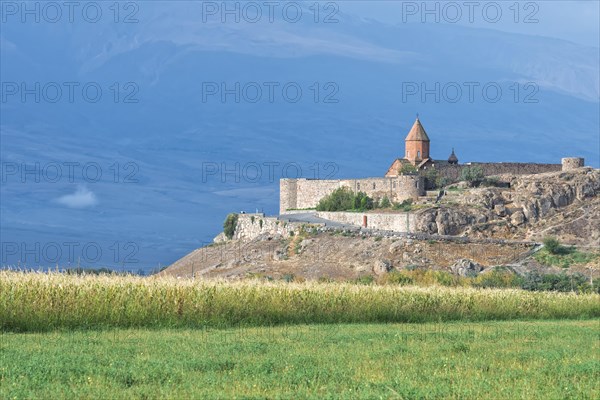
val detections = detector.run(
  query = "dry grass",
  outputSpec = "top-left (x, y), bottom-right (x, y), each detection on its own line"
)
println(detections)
top-left (1, 271), bottom-right (599, 332)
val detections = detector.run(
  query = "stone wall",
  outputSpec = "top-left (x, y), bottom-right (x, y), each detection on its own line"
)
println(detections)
top-left (433, 162), bottom-right (562, 181)
top-left (216, 214), bottom-right (299, 242)
top-left (280, 176), bottom-right (424, 213)
top-left (562, 158), bottom-right (585, 171)
top-left (315, 211), bottom-right (417, 232)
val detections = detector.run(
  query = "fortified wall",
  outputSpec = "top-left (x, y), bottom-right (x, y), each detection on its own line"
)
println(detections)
top-left (280, 176), bottom-right (425, 213)
top-left (214, 213), bottom-right (299, 243)
top-left (315, 211), bottom-right (416, 232)
top-left (429, 162), bottom-right (563, 181)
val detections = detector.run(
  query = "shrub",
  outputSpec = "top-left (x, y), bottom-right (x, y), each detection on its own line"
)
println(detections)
top-left (316, 188), bottom-right (375, 212)
top-left (460, 166), bottom-right (484, 186)
top-left (543, 237), bottom-right (561, 255)
top-left (353, 275), bottom-right (375, 285)
top-left (472, 270), bottom-right (523, 289)
top-left (383, 271), bottom-right (415, 286)
top-left (436, 176), bottom-right (450, 189)
top-left (393, 199), bottom-right (414, 212)
top-left (424, 169), bottom-right (449, 190)
top-left (432, 271), bottom-right (460, 286)
top-left (357, 192), bottom-right (374, 210)
top-left (380, 196), bottom-right (391, 208)
top-left (520, 272), bottom-right (595, 293)
top-left (399, 164), bottom-right (417, 175)
top-left (316, 187), bottom-right (355, 211)
top-left (481, 176), bottom-right (501, 187)
top-left (223, 213), bottom-right (239, 239)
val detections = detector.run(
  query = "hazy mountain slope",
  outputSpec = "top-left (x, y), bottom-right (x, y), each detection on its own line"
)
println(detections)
top-left (1, 4), bottom-right (598, 270)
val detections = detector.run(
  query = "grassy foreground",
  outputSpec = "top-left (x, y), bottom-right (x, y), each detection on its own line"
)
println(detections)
top-left (1, 320), bottom-right (599, 399)
top-left (2, 272), bottom-right (599, 331)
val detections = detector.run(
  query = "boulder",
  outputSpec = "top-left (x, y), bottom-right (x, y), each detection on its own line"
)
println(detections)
top-left (475, 213), bottom-right (488, 224)
top-left (373, 259), bottom-right (393, 275)
top-left (494, 204), bottom-right (506, 217)
top-left (388, 240), bottom-right (404, 253)
top-left (451, 259), bottom-right (483, 277)
top-left (511, 211), bottom-right (526, 226)
top-left (272, 249), bottom-right (287, 261)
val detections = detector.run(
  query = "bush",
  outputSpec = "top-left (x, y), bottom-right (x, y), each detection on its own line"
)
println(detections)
top-left (223, 213), bottom-right (239, 239)
top-left (472, 270), bottom-right (523, 289)
top-left (481, 176), bottom-right (503, 187)
top-left (382, 271), bottom-right (414, 285)
top-left (520, 271), bottom-right (595, 293)
top-left (357, 192), bottom-right (374, 210)
top-left (379, 196), bottom-right (391, 208)
top-left (436, 176), bottom-right (450, 189)
top-left (460, 166), bottom-right (484, 186)
top-left (543, 237), bottom-right (561, 255)
top-left (316, 188), bottom-right (375, 212)
top-left (353, 275), bottom-right (375, 285)
top-left (424, 169), bottom-right (449, 190)
top-left (393, 199), bottom-right (413, 212)
top-left (316, 187), bottom-right (355, 211)
top-left (399, 164), bottom-right (417, 175)
top-left (534, 245), bottom-right (597, 269)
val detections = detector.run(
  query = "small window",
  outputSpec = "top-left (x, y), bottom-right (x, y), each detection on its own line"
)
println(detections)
top-left (393, 181), bottom-right (396, 189)
top-left (357, 182), bottom-right (360, 190)
top-left (406, 151), bottom-right (409, 158)
top-left (417, 151), bottom-right (421, 158)
top-left (372, 183), bottom-right (376, 190)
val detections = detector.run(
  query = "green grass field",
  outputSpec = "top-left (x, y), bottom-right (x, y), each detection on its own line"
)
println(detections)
top-left (2, 272), bottom-right (599, 398)
top-left (2, 320), bottom-right (598, 399)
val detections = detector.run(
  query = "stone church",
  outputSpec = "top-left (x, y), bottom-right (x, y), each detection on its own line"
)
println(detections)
top-left (385, 117), bottom-right (459, 177)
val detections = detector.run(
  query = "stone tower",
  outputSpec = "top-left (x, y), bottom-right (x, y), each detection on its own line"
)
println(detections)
top-left (561, 157), bottom-right (584, 171)
top-left (404, 117), bottom-right (430, 165)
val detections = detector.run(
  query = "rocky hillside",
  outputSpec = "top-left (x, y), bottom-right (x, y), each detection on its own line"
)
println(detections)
top-left (163, 168), bottom-right (599, 280)
top-left (163, 231), bottom-right (535, 280)
top-left (415, 168), bottom-right (600, 245)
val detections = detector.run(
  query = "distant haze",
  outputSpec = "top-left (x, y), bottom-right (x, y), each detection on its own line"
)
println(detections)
top-left (1, 2), bottom-right (598, 271)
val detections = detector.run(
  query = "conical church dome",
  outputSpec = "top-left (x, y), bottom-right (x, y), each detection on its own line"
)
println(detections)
top-left (448, 148), bottom-right (458, 164)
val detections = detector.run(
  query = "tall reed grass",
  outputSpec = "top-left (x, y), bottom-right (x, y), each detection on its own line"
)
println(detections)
top-left (1, 271), bottom-right (598, 332)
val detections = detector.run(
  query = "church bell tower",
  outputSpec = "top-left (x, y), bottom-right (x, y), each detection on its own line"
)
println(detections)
top-left (404, 117), bottom-right (430, 165)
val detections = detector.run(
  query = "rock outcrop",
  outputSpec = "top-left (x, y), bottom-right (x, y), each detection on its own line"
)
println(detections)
top-left (451, 259), bottom-right (483, 277)
top-left (413, 168), bottom-right (599, 242)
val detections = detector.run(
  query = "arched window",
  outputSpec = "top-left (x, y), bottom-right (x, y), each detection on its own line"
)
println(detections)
top-left (417, 150), bottom-right (421, 159)
top-left (406, 151), bottom-right (409, 158)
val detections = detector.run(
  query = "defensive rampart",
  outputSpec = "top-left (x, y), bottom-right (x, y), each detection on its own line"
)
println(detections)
top-left (280, 176), bottom-right (424, 213)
